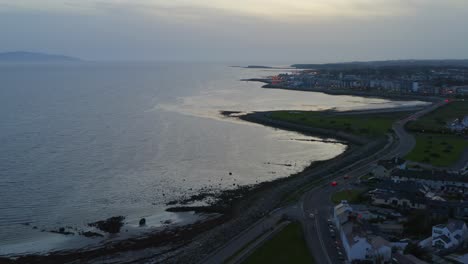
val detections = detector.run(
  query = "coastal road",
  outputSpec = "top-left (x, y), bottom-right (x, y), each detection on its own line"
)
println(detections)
top-left (301, 99), bottom-right (447, 264)
top-left (199, 99), bottom-right (445, 264)
top-left (200, 206), bottom-right (300, 264)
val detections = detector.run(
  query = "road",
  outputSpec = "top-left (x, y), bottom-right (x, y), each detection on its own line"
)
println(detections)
top-left (301, 99), bottom-right (447, 264)
top-left (200, 99), bottom-right (446, 264)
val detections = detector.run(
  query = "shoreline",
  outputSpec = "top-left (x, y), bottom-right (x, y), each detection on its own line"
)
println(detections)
top-left (162, 110), bottom-right (393, 263)
top-left (1, 104), bottom-right (426, 263)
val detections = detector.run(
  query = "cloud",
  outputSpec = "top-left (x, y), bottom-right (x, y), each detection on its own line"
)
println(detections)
top-left (0, 0), bottom-right (467, 61)
top-left (4, 0), bottom-right (465, 20)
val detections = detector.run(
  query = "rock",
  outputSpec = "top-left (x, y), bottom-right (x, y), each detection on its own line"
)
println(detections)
top-left (80, 231), bottom-right (103, 238)
top-left (88, 216), bottom-right (125, 234)
top-left (166, 200), bottom-right (178, 206)
top-left (50, 227), bottom-right (74, 235)
top-left (139, 218), bottom-right (146, 227)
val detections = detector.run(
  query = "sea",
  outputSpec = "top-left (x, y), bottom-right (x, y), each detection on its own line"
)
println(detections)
top-left (0, 62), bottom-right (427, 255)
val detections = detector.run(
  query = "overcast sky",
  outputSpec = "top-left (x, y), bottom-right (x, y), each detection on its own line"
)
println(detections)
top-left (1, 0), bottom-right (467, 62)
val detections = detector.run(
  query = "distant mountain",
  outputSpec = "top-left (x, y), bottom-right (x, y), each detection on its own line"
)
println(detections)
top-left (0, 51), bottom-right (80, 62)
top-left (292, 59), bottom-right (468, 69)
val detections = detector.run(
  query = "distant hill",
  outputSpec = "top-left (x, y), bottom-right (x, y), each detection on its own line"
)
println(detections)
top-left (292, 59), bottom-right (468, 70)
top-left (0, 51), bottom-right (80, 62)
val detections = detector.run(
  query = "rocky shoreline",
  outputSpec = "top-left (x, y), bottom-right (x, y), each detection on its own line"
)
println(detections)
top-left (150, 111), bottom-right (391, 263)
top-left (0, 109), bottom-right (394, 264)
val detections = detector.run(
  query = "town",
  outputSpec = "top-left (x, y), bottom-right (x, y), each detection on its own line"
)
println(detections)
top-left (331, 157), bottom-right (468, 263)
top-left (233, 62), bottom-right (468, 264)
top-left (263, 64), bottom-right (468, 98)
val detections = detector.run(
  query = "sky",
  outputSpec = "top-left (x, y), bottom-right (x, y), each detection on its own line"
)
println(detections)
top-left (0, 0), bottom-right (467, 62)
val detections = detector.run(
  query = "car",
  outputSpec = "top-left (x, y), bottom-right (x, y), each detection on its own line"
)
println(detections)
top-left (331, 181), bottom-right (338, 186)
top-left (343, 175), bottom-right (349, 179)
top-left (309, 213), bottom-right (315, 219)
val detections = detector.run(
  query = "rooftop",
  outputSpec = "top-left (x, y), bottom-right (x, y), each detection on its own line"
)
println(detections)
top-left (393, 169), bottom-right (468, 183)
top-left (377, 157), bottom-right (406, 170)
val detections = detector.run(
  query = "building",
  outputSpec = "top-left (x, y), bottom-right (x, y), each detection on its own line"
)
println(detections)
top-left (372, 158), bottom-right (407, 178)
top-left (448, 116), bottom-right (468, 132)
top-left (392, 169), bottom-right (468, 191)
top-left (333, 201), bottom-right (354, 229)
top-left (370, 180), bottom-right (428, 210)
top-left (340, 222), bottom-right (392, 263)
top-left (334, 201), bottom-right (393, 262)
top-left (432, 219), bottom-right (468, 250)
top-left (371, 189), bottom-right (427, 210)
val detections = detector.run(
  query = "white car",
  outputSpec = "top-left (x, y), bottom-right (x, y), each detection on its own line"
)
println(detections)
top-left (309, 213), bottom-right (315, 219)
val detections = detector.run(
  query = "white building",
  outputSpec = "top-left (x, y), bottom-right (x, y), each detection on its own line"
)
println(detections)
top-left (333, 201), bottom-right (353, 229)
top-left (340, 222), bottom-right (392, 262)
top-left (334, 201), bottom-right (392, 262)
top-left (432, 219), bottom-right (468, 250)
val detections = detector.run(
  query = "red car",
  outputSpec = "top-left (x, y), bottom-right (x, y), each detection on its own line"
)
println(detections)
top-left (331, 181), bottom-right (338, 187)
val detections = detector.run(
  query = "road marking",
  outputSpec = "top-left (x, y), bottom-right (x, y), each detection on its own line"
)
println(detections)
top-left (314, 210), bottom-right (333, 264)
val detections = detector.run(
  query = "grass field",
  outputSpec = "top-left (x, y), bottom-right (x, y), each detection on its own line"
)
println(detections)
top-left (405, 133), bottom-right (468, 167)
top-left (243, 222), bottom-right (314, 264)
top-left (407, 101), bottom-right (468, 133)
top-left (270, 111), bottom-right (409, 138)
top-left (331, 189), bottom-right (366, 204)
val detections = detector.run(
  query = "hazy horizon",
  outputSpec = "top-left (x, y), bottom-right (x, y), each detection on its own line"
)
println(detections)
top-left (1, 0), bottom-right (468, 62)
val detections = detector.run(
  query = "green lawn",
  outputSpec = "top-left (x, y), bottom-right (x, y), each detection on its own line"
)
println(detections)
top-left (407, 101), bottom-right (468, 133)
top-left (270, 111), bottom-right (409, 138)
top-left (243, 222), bottom-right (314, 264)
top-left (405, 133), bottom-right (468, 167)
top-left (331, 189), bottom-right (366, 204)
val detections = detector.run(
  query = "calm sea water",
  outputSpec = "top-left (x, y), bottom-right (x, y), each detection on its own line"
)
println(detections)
top-left (0, 62), bottom-right (426, 254)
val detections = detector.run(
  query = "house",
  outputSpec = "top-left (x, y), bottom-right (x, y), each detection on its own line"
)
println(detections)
top-left (368, 236), bottom-right (393, 262)
top-left (340, 221), bottom-right (392, 263)
top-left (432, 219), bottom-right (468, 250)
top-left (349, 204), bottom-right (379, 220)
top-left (371, 190), bottom-right (427, 210)
top-left (448, 116), bottom-right (468, 132)
top-left (392, 169), bottom-right (468, 191)
top-left (372, 158), bottom-right (407, 178)
top-left (370, 180), bottom-right (427, 209)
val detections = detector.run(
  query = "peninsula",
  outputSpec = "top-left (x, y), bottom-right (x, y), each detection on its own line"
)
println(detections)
top-left (0, 51), bottom-right (80, 62)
